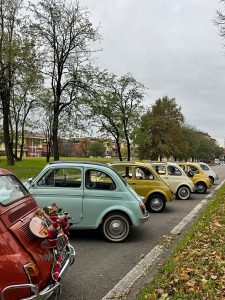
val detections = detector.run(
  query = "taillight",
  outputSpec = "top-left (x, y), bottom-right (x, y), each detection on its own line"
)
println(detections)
top-left (24, 262), bottom-right (40, 284)
top-left (139, 202), bottom-right (146, 215)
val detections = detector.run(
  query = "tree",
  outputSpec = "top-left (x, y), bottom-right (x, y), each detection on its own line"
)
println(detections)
top-left (85, 72), bottom-right (145, 161)
top-left (135, 96), bottom-right (184, 160)
top-left (88, 141), bottom-right (105, 157)
top-left (0, 0), bottom-right (23, 165)
top-left (30, 0), bottom-right (100, 161)
top-left (10, 35), bottom-right (43, 160)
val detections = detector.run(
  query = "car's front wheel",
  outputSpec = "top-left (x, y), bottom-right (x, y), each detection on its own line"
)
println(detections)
top-left (196, 182), bottom-right (207, 194)
top-left (176, 186), bottom-right (191, 200)
top-left (146, 194), bottom-right (166, 213)
top-left (101, 212), bottom-right (131, 242)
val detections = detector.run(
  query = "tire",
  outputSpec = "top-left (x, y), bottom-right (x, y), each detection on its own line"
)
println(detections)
top-left (101, 212), bottom-right (131, 242)
top-left (146, 194), bottom-right (166, 213)
top-left (209, 176), bottom-right (214, 185)
top-left (176, 186), bottom-right (191, 200)
top-left (196, 182), bottom-right (207, 194)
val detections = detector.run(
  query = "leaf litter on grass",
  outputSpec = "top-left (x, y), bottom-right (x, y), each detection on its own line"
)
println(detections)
top-left (138, 190), bottom-right (225, 300)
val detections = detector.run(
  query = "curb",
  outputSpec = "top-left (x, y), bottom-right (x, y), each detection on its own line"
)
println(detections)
top-left (102, 180), bottom-right (225, 300)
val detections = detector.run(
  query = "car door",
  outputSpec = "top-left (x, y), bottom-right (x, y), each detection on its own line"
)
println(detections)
top-left (166, 165), bottom-right (183, 193)
top-left (82, 168), bottom-right (120, 228)
top-left (29, 167), bottom-right (83, 225)
top-left (154, 165), bottom-right (168, 185)
top-left (129, 166), bottom-right (156, 198)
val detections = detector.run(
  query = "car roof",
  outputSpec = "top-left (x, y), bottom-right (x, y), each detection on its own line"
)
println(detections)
top-left (49, 161), bottom-right (108, 168)
top-left (178, 162), bottom-right (200, 167)
top-left (110, 162), bottom-right (149, 167)
top-left (0, 168), bottom-right (13, 176)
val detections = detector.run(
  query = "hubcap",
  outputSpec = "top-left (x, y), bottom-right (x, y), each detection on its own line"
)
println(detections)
top-left (179, 187), bottom-right (189, 199)
top-left (108, 219), bottom-right (126, 237)
top-left (198, 184), bottom-right (205, 193)
top-left (151, 198), bottom-right (163, 211)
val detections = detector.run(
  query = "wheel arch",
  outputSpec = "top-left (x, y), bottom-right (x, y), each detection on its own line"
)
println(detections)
top-left (97, 208), bottom-right (133, 228)
top-left (176, 184), bottom-right (191, 192)
top-left (147, 192), bottom-right (166, 202)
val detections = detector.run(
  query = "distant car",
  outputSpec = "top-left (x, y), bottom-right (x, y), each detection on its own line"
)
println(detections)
top-left (178, 162), bottom-right (212, 193)
top-left (149, 162), bottom-right (195, 200)
top-left (196, 162), bottom-right (219, 184)
top-left (26, 161), bottom-right (149, 242)
top-left (0, 168), bottom-right (75, 300)
top-left (109, 162), bottom-right (174, 213)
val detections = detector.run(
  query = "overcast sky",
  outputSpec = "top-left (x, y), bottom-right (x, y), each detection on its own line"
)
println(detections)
top-left (80, 0), bottom-right (225, 146)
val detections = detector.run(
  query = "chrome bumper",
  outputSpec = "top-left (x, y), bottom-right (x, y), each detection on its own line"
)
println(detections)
top-left (1, 244), bottom-right (75, 300)
top-left (139, 212), bottom-right (150, 224)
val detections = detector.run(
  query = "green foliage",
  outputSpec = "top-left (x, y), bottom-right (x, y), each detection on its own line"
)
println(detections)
top-left (135, 96), bottom-right (184, 160)
top-left (88, 141), bottom-right (105, 157)
top-left (177, 125), bottom-right (223, 162)
top-left (84, 72), bottom-right (145, 161)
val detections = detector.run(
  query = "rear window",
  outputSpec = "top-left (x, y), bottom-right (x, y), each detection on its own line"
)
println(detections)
top-left (0, 175), bottom-right (29, 205)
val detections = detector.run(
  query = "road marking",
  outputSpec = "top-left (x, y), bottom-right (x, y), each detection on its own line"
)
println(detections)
top-left (101, 180), bottom-right (225, 300)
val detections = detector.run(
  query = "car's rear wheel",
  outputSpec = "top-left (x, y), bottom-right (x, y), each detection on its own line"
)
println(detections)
top-left (209, 176), bottom-right (214, 185)
top-left (146, 194), bottom-right (166, 213)
top-left (176, 186), bottom-right (191, 200)
top-left (101, 212), bottom-right (131, 242)
top-left (196, 182), bottom-right (207, 194)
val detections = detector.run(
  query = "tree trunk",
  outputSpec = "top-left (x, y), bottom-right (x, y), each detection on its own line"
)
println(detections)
top-left (125, 134), bottom-right (131, 161)
top-left (1, 91), bottom-right (15, 165)
top-left (52, 107), bottom-right (59, 161)
top-left (46, 141), bottom-right (51, 162)
top-left (19, 129), bottom-right (25, 161)
top-left (115, 137), bottom-right (122, 161)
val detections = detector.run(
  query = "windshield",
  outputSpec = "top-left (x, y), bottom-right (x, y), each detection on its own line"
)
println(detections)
top-left (0, 175), bottom-right (29, 205)
top-left (108, 166), bottom-right (128, 186)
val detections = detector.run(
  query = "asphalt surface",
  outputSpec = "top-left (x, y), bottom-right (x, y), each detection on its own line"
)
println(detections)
top-left (52, 165), bottom-right (225, 300)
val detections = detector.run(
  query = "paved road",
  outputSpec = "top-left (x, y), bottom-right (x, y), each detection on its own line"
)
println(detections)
top-left (55, 165), bottom-right (225, 300)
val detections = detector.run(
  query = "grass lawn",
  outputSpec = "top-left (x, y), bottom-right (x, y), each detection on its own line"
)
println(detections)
top-left (137, 185), bottom-right (225, 300)
top-left (0, 156), bottom-right (118, 179)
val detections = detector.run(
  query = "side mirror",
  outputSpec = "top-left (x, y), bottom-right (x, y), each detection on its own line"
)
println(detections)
top-left (187, 171), bottom-right (194, 178)
top-left (26, 178), bottom-right (34, 188)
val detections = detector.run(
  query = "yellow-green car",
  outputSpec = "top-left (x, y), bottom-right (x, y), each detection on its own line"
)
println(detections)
top-left (109, 162), bottom-right (174, 213)
top-left (178, 162), bottom-right (212, 193)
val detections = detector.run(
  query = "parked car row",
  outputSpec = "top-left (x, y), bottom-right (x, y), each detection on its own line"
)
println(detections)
top-left (0, 160), bottom-right (218, 299)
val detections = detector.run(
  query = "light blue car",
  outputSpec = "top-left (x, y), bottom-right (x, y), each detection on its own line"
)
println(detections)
top-left (26, 161), bottom-right (149, 242)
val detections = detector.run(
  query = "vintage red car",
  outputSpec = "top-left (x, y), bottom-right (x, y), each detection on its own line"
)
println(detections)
top-left (0, 168), bottom-right (75, 300)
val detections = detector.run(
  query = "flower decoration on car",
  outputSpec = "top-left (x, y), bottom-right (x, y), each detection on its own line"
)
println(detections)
top-left (30, 202), bottom-right (73, 282)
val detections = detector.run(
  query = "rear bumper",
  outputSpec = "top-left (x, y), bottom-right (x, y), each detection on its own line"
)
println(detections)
top-left (139, 212), bottom-right (150, 224)
top-left (1, 243), bottom-right (75, 300)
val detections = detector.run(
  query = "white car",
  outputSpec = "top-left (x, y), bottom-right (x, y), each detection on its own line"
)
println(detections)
top-left (197, 162), bottom-right (219, 184)
top-left (149, 162), bottom-right (195, 200)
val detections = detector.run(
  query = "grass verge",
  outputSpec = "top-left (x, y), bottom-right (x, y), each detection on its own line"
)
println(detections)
top-left (137, 186), bottom-right (225, 300)
top-left (0, 156), bottom-right (117, 179)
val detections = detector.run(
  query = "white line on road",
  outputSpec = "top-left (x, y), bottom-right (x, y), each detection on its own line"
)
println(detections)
top-left (102, 180), bottom-right (225, 300)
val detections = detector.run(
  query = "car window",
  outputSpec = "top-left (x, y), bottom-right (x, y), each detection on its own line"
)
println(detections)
top-left (37, 168), bottom-right (82, 188)
top-left (155, 165), bottom-right (166, 175)
top-left (85, 169), bottom-right (116, 190)
top-left (0, 175), bottom-right (28, 205)
top-left (167, 166), bottom-right (182, 176)
top-left (200, 164), bottom-right (209, 171)
top-left (135, 167), bottom-right (154, 180)
top-left (188, 166), bottom-right (199, 174)
top-left (112, 166), bottom-right (132, 179)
